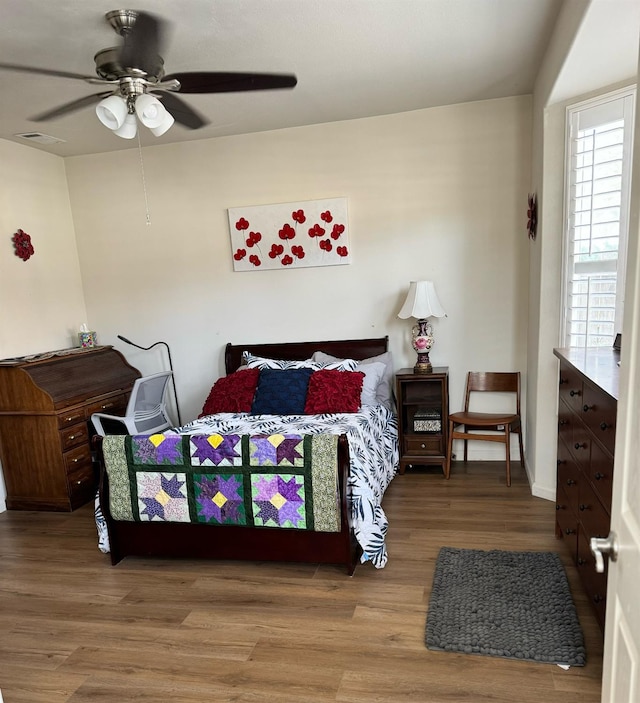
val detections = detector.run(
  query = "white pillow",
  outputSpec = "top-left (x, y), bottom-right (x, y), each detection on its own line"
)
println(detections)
top-left (242, 352), bottom-right (358, 372)
top-left (312, 350), bottom-right (395, 409)
top-left (358, 361), bottom-right (387, 406)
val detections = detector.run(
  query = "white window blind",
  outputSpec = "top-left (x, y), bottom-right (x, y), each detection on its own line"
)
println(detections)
top-left (563, 89), bottom-right (635, 348)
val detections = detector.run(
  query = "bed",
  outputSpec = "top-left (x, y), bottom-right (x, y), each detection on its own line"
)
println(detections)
top-left (96, 336), bottom-right (398, 573)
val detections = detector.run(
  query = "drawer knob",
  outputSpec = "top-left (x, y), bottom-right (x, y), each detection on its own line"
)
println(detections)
top-left (569, 389), bottom-right (581, 397)
top-left (577, 558), bottom-right (586, 566)
top-left (579, 503), bottom-right (588, 511)
top-left (66, 416), bottom-right (73, 422)
top-left (594, 472), bottom-right (604, 480)
top-left (600, 422), bottom-right (610, 431)
top-left (583, 404), bottom-right (594, 412)
top-left (559, 377), bottom-right (568, 385)
top-left (101, 403), bottom-right (113, 410)
top-left (420, 443), bottom-right (426, 449)
top-left (73, 458), bottom-right (79, 463)
top-left (593, 594), bottom-right (604, 604)
top-left (559, 419), bottom-right (568, 426)
top-left (574, 442), bottom-right (587, 450)
top-left (68, 434), bottom-right (76, 440)
top-left (566, 478), bottom-right (575, 486)
top-left (565, 527), bottom-right (575, 535)
top-left (557, 459), bottom-right (566, 466)
top-left (76, 480), bottom-right (82, 485)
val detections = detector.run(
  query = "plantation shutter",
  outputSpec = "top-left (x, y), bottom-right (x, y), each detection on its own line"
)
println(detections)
top-left (563, 91), bottom-right (634, 348)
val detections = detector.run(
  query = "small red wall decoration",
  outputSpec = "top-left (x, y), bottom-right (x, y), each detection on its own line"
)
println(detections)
top-left (12, 229), bottom-right (35, 261)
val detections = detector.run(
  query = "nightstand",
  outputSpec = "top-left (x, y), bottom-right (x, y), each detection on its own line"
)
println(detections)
top-left (395, 367), bottom-right (449, 475)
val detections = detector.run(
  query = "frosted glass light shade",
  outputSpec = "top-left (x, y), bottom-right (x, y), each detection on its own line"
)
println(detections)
top-left (397, 280), bottom-right (446, 320)
top-left (149, 110), bottom-right (174, 137)
top-left (95, 95), bottom-right (128, 130)
top-left (113, 113), bottom-right (138, 139)
top-left (135, 94), bottom-right (167, 128)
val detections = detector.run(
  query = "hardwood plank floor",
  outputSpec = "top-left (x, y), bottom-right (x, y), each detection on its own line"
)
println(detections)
top-left (0, 461), bottom-right (603, 702)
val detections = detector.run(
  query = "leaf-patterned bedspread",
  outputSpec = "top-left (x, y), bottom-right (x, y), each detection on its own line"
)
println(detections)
top-left (179, 405), bottom-right (399, 568)
top-left (103, 433), bottom-right (341, 532)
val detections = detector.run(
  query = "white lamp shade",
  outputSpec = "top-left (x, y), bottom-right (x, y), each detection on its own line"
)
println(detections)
top-left (113, 113), bottom-right (138, 139)
top-left (135, 94), bottom-right (168, 128)
top-left (397, 280), bottom-right (446, 319)
top-left (95, 95), bottom-right (128, 130)
top-left (149, 109), bottom-right (174, 137)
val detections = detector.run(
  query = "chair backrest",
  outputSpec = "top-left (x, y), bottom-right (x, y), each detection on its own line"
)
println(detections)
top-left (464, 372), bottom-right (521, 415)
top-left (127, 371), bottom-right (174, 433)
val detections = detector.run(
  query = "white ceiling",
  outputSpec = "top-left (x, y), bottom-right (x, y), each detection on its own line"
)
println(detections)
top-left (0, 0), bottom-right (636, 158)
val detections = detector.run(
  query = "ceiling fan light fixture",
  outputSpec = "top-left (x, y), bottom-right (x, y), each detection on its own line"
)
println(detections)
top-left (149, 109), bottom-right (174, 137)
top-left (95, 94), bottom-right (128, 130)
top-left (135, 93), bottom-right (167, 128)
top-left (113, 112), bottom-right (138, 139)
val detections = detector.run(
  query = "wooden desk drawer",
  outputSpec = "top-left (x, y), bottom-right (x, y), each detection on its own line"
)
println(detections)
top-left (64, 444), bottom-right (93, 474)
top-left (85, 393), bottom-right (128, 418)
top-left (60, 422), bottom-right (89, 450)
top-left (404, 436), bottom-right (443, 456)
top-left (67, 463), bottom-right (96, 506)
top-left (58, 408), bottom-right (85, 428)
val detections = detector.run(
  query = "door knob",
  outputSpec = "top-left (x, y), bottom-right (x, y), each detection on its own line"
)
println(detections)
top-left (590, 532), bottom-right (618, 573)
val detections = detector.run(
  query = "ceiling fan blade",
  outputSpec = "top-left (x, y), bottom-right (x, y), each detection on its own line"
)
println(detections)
top-left (151, 91), bottom-right (209, 130)
top-left (163, 72), bottom-right (297, 94)
top-left (0, 62), bottom-right (95, 81)
top-left (30, 91), bottom-right (114, 122)
top-left (119, 11), bottom-right (165, 75)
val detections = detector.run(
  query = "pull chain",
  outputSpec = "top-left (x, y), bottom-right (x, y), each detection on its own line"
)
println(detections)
top-left (137, 131), bottom-right (151, 226)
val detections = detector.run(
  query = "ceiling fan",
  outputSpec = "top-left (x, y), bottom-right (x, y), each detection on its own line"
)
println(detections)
top-left (0, 9), bottom-right (297, 137)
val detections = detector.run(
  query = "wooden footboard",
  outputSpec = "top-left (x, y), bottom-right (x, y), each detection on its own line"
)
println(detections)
top-left (97, 434), bottom-right (359, 575)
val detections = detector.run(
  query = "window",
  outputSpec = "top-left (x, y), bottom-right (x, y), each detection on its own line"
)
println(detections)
top-left (562, 88), bottom-right (635, 348)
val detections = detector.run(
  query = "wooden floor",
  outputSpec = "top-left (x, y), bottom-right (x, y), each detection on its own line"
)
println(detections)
top-left (0, 461), bottom-right (603, 703)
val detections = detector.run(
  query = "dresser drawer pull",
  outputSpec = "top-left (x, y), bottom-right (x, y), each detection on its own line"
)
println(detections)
top-left (577, 558), bottom-right (586, 566)
top-left (557, 459), bottom-right (566, 466)
top-left (593, 594), bottom-right (604, 604)
top-left (566, 478), bottom-right (576, 486)
top-left (558, 419), bottom-right (568, 426)
top-left (101, 402), bottom-right (114, 410)
top-left (559, 377), bottom-right (568, 385)
top-left (600, 422), bottom-right (611, 431)
top-left (564, 527), bottom-right (576, 535)
top-left (579, 503), bottom-right (589, 511)
top-left (68, 434), bottom-right (76, 440)
top-left (73, 458), bottom-right (79, 463)
top-left (594, 472), bottom-right (605, 480)
top-left (574, 442), bottom-right (587, 450)
top-left (569, 389), bottom-right (581, 397)
top-left (583, 404), bottom-right (594, 412)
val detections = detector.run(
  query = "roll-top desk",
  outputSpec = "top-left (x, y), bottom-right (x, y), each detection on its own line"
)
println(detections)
top-left (553, 347), bottom-right (618, 630)
top-left (0, 346), bottom-right (140, 511)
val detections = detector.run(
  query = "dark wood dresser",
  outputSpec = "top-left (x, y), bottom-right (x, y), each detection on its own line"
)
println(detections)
top-left (0, 346), bottom-right (140, 511)
top-left (553, 347), bottom-right (618, 630)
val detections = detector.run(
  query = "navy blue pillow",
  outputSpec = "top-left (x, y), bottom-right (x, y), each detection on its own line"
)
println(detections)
top-left (250, 367), bottom-right (314, 415)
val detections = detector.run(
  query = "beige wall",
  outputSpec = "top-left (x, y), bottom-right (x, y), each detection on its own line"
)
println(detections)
top-left (0, 138), bottom-right (88, 509)
top-left (0, 96), bottom-right (531, 512)
top-left (66, 95), bottom-right (531, 436)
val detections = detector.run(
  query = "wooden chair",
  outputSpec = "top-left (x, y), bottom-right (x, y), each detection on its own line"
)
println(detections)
top-left (445, 371), bottom-right (524, 486)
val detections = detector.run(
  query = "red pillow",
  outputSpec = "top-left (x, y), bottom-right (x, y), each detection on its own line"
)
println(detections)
top-left (200, 368), bottom-right (260, 416)
top-left (304, 369), bottom-right (364, 414)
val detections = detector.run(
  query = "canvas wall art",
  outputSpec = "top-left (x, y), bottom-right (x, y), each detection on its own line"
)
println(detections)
top-left (228, 197), bottom-right (350, 271)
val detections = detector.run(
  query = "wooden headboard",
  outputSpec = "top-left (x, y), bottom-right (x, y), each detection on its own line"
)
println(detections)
top-left (224, 336), bottom-right (389, 375)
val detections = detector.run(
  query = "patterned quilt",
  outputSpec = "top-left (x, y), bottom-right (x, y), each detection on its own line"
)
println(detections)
top-left (102, 433), bottom-right (341, 532)
top-left (179, 404), bottom-right (399, 567)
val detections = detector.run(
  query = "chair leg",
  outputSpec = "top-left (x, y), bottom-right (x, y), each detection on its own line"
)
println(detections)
top-left (463, 432), bottom-right (468, 463)
top-left (505, 426), bottom-right (511, 487)
top-left (445, 420), bottom-right (454, 479)
top-left (517, 427), bottom-right (524, 466)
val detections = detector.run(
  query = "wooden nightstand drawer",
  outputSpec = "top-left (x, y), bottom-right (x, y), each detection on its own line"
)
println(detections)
top-left (404, 436), bottom-right (444, 455)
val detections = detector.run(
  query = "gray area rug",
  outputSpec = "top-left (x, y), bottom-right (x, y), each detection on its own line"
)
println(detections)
top-left (425, 547), bottom-right (586, 666)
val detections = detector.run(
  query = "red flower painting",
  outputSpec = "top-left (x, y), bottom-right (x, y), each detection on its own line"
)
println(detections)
top-left (228, 198), bottom-right (350, 272)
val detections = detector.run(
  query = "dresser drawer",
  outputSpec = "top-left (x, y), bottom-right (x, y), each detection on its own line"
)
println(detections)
top-left (588, 440), bottom-right (614, 510)
top-left (59, 422), bottom-right (89, 451)
top-left (557, 440), bottom-right (580, 502)
top-left (569, 422), bottom-right (591, 470)
top-left (582, 384), bottom-right (617, 454)
top-left (404, 436), bottom-right (444, 456)
top-left (578, 478), bottom-right (610, 541)
top-left (559, 364), bottom-right (584, 414)
top-left (555, 493), bottom-right (578, 559)
top-left (85, 393), bottom-right (129, 418)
